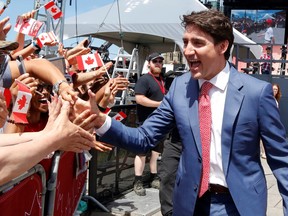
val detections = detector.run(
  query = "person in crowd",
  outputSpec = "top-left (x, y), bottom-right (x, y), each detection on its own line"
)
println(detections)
top-left (260, 45), bottom-right (274, 74)
top-left (258, 19), bottom-right (275, 44)
top-left (0, 16), bottom-right (77, 103)
top-left (272, 83), bottom-right (281, 107)
top-left (92, 10), bottom-right (288, 215)
top-left (261, 83), bottom-right (282, 159)
top-left (0, 95), bottom-right (96, 185)
top-left (158, 127), bottom-right (182, 216)
top-left (133, 52), bottom-right (166, 196)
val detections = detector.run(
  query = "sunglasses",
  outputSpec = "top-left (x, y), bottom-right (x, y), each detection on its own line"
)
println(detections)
top-left (152, 59), bottom-right (163, 64)
top-left (37, 83), bottom-right (52, 93)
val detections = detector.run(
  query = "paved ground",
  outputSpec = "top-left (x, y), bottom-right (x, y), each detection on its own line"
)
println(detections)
top-left (86, 158), bottom-right (283, 216)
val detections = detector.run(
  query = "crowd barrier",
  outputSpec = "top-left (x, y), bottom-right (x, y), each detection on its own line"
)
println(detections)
top-left (0, 164), bottom-right (46, 216)
top-left (0, 104), bottom-right (138, 215)
top-left (0, 151), bottom-right (88, 216)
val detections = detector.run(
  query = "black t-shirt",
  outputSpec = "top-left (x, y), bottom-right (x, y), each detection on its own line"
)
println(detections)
top-left (134, 73), bottom-right (165, 123)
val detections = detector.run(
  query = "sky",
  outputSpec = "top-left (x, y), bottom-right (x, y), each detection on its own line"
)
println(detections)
top-left (2, 0), bottom-right (117, 54)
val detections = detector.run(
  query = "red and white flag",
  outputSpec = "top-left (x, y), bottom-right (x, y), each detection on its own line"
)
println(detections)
top-left (0, 87), bottom-right (11, 108)
top-left (44, 1), bottom-right (63, 20)
top-left (14, 17), bottom-right (44, 37)
top-left (12, 81), bottom-right (32, 124)
top-left (103, 107), bottom-right (111, 115)
top-left (76, 52), bottom-right (103, 71)
top-left (113, 111), bottom-right (127, 122)
top-left (36, 31), bottom-right (57, 48)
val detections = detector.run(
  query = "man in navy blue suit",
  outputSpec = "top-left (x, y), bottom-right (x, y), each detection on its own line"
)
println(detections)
top-left (92, 10), bottom-right (288, 216)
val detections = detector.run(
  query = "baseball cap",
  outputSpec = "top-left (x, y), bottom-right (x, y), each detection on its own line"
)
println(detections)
top-left (266, 19), bottom-right (273, 25)
top-left (148, 52), bottom-right (164, 62)
top-left (0, 40), bottom-right (19, 51)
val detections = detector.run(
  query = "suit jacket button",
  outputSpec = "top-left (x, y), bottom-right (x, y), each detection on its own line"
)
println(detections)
top-left (194, 185), bottom-right (198, 191)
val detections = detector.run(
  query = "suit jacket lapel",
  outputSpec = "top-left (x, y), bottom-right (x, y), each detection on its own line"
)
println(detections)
top-left (186, 77), bottom-right (202, 156)
top-left (222, 68), bottom-right (245, 175)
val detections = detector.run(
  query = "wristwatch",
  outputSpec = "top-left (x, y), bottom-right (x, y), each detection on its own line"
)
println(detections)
top-left (31, 40), bottom-right (41, 51)
top-left (53, 79), bottom-right (68, 95)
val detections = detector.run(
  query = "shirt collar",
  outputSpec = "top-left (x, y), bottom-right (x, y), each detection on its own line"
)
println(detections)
top-left (198, 61), bottom-right (230, 91)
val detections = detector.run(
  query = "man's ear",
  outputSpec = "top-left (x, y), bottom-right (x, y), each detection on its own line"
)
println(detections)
top-left (218, 40), bottom-right (229, 55)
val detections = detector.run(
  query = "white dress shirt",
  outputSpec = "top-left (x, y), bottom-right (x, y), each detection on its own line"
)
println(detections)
top-left (198, 62), bottom-right (230, 187)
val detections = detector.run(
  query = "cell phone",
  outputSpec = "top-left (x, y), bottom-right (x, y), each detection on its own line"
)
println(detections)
top-left (84, 35), bottom-right (92, 48)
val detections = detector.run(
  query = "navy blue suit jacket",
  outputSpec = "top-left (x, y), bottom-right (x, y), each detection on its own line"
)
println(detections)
top-left (101, 66), bottom-right (288, 216)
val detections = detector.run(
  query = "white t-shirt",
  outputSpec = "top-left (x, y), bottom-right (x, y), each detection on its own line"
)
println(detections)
top-left (265, 27), bottom-right (274, 43)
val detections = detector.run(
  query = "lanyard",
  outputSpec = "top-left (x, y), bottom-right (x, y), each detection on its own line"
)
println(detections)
top-left (149, 72), bottom-right (166, 94)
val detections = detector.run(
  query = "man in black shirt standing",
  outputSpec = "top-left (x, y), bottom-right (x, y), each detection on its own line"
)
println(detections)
top-left (133, 52), bottom-right (166, 196)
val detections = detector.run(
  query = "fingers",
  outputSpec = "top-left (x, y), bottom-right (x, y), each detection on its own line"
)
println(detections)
top-left (79, 114), bottom-right (98, 131)
top-left (0, 17), bottom-right (9, 29)
top-left (73, 109), bottom-right (91, 126)
top-left (93, 140), bottom-right (113, 152)
top-left (77, 126), bottom-right (95, 144)
top-left (60, 88), bottom-right (78, 105)
top-left (3, 23), bottom-right (11, 34)
top-left (59, 99), bottom-right (71, 118)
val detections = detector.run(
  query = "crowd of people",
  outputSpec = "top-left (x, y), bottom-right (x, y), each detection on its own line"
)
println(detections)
top-left (0, 8), bottom-right (130, 185)
top-left (1, 5), bottom-right (288, 216)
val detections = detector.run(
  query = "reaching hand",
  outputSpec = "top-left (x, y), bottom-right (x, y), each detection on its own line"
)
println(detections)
top-left (88, 90), bottom-right (107, 128)
top-left (0, 17), bottom-right (11, 40)
top-left (73, 109), bottom-right (97, 132)
top-left (45, 97), bottom-right (95, 153)
top-left (10, 74), bottom-right (37, 101)
top-left (20, 10), bottom-right (36, 20)
top-left (58, 82), bottom-right (78, 104)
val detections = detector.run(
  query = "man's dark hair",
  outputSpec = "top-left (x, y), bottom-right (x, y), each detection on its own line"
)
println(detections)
top-left (181, 9), bottom-right (234, 60)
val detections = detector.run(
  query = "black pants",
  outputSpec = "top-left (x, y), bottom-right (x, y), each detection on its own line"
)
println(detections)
top-left (158, 137), bottom-right (182, 216)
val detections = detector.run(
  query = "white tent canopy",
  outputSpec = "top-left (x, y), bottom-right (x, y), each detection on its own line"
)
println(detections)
top-left (64, 0), bottom-right (261, 68)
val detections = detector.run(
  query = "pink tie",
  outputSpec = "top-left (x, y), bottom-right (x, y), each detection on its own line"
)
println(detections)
top-left (198, 81), bottom-right (213, 197)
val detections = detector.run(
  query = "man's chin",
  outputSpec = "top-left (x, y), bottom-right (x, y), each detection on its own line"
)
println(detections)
top-left (190, 71), bottom-right (202, 80)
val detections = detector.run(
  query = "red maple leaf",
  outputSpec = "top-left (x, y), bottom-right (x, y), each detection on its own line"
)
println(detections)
top-left (17, 95), bottom-right (27, 110)
top-left (51, 7), bottom-right (58, 14)
top-left (85, 56), bottom-right (94, 65)
top-left (22, 20), bottom-right (30, 30)
top-left (115, 116), bottom-right (121, 121)
top-left (40, 35), bottom-right (46, 41)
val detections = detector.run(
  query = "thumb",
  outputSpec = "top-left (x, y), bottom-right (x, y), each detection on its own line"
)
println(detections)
top-left (88, 89), bottom-right (100, 114)
top-left (60, 98), bottom-right (71, 118)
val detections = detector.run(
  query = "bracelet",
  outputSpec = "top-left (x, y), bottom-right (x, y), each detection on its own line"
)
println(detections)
top-left (6, 119), bottom-right (25, 125)
top-left (31, 40), bottom-right (41, 51)
top-left (97, 104), bottom-right (107, 112)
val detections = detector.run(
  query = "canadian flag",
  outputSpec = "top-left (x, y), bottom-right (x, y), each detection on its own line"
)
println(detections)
top-left (14, 17), bottom-right (44, 37)
top-left (44, 1), bottom-right (63, 20)
top-left (76, 52), bottom-right (103, 71)
top-left (12, 81), bottom-right (32, 124)
top-left (112, 111), bottom-right (127, 122)
top-left (0, 87), bottom-right (11, 107)
top-left (103, 107), bottom-right (111, 115)
top-left (36, 31), bottom-right (57, 48)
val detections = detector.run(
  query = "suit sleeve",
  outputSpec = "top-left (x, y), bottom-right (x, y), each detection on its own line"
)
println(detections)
top-left (259, 83), bottom-right (288, 213)
top-left (100, 76), bottom-right (178, 154)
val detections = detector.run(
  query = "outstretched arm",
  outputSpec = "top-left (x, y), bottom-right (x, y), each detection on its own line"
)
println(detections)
top-left (0, 96), bottom-right (95, 185)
